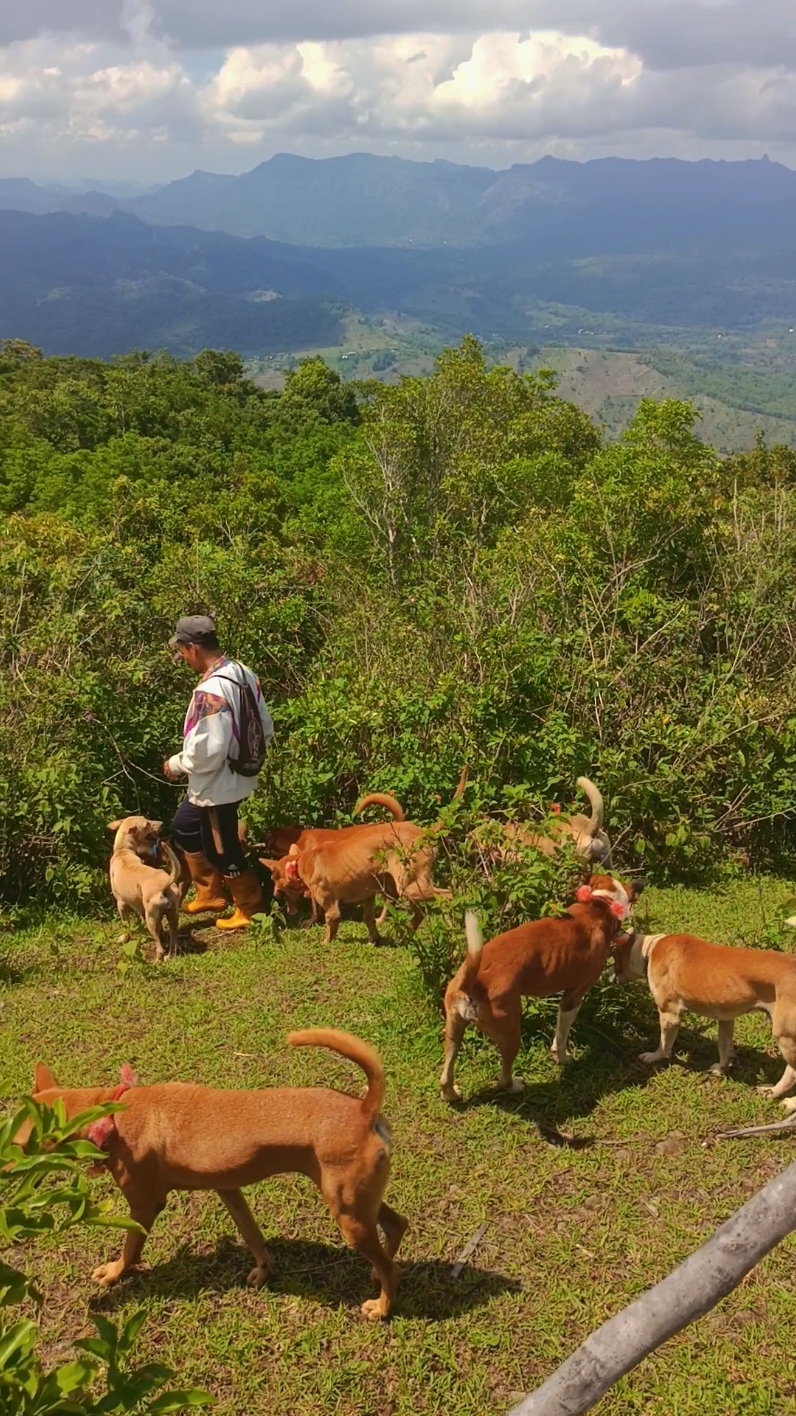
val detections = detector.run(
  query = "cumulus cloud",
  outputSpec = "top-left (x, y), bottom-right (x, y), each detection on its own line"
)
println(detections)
top-left (0, 37), bottom-right (196, 149)
top-left (201, 32), bottom-right (643, 146)
top-left (0, 0), bottom-right (795, 180)
top-left (9, 0), bottom-right (796, 69)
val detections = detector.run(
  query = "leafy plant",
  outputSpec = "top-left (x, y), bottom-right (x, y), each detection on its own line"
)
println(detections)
top-left (0, 1095), bottom-right (212, 1413)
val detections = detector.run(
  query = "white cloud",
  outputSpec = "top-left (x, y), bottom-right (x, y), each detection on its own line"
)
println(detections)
top-left (201, 32), bottom-right (645, 145)
top-left (0, 2), bottom-right (795, 180)
top-left (0, 19), bottom-right (197, 149)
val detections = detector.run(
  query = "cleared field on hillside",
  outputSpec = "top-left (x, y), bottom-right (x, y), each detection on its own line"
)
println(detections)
top-left (251, 320), bottom-right (796, 449)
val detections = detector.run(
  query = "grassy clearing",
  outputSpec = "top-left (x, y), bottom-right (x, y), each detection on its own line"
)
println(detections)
top-left (3, 879), bottom-right (796, 1415)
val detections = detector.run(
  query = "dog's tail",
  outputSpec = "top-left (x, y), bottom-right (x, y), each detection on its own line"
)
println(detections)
top-left (287, 1028), bottom-right (385, 1121)
top-left (354, 792), bottom-right (405, 822)
top-left (159, 840), bottom-right (182, 890)
top-left (576, 776), bottom-right (604, 836)
top-left (459, 910), bottom-right (484, 993)
top-left (452, 765), bottom-right (469, 802)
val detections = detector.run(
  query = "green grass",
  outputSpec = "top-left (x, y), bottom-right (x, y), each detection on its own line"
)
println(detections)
top-left (3, 879), bottom-right (796, 1415)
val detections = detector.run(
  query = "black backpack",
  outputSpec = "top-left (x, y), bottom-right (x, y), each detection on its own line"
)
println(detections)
top-left (213, 665), bottom-right (267, 778)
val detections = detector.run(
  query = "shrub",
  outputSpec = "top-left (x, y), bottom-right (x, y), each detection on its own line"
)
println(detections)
top-left (2, 341), bottom-right (796, 907)
top-left (0, 1094), bottom-right (211, 1413)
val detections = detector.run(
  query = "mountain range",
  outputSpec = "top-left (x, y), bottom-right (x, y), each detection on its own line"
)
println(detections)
top-left (1, 152), bottom-right (796, 361)
top-left (3, 151), bottom-right (796, 249)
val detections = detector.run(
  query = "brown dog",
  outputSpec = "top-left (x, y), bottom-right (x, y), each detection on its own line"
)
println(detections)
top-left (261, 778), bottom-right (468, 943)
top-left (440, 874), bottom-right (643, 1100)
top-left (611, 930), bottom-right (796, 1108)
top-left (264, 820), bottom-right (450, 946)
top-left (108, 817), bottom-right (182, 961)
top-left (263, 794), bottom-right (406, 922)
top-left (24, 1031), bottom-right (407, 1320)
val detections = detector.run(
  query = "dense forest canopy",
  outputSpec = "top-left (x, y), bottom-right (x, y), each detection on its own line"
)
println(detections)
top-left (1, 335), bottom-right (796, 905)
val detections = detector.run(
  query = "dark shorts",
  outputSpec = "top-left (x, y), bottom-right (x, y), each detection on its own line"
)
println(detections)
top-left (170, 797), bottom-right (248, 878)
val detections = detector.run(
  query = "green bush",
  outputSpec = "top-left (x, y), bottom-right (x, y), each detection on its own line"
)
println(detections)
top-left (1, 338), bottom-right (796, 908)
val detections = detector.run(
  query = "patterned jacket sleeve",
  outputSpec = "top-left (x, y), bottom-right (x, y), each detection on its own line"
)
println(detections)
top-left (168, 691), bottom-right (233, 777)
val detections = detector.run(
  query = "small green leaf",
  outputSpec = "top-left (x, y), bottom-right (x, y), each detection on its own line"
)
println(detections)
top-left (149, 1390), bottom-right (215, 1412)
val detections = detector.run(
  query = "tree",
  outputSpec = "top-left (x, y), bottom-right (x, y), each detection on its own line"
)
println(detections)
top-left (279, 357), bottom-right (359, 428)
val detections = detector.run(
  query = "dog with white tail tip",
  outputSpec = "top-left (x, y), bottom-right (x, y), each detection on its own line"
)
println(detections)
top-left (440, 874), bottom-right (644, 1102)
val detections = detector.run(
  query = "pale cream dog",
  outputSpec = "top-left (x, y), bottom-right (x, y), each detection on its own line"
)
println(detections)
top-left (108, 816), bottom-right (181, 962)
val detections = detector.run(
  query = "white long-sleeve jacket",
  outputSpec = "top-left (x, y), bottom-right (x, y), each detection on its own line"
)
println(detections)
top-left (167, 658), bottom-right (274, 807)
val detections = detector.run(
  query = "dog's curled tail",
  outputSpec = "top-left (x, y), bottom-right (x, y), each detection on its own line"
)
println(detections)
top-left (576, 776), bottom-right (604, 836)
top-left (287, 1028), bottom-right (385, 1120)
top-left (459, 910), bottom-right (484, 992)
top-left (354, 792), bottom-right (405, 822)
top-left (159, 840), bottom-right (182, 890)
top-left (453, 765), bottom-right (469, 801)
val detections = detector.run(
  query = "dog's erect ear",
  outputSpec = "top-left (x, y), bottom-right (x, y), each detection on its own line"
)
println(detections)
top-left (34, 1063), bottom-right (57, 1092)
top-left (107, 820), bottom-right (122, 832)
top-left (288, 843), bottom-right (300, 858)
top-left (627, 878), bottom-right (645, 901)
top-left (259, 858), bottom-right (279, 873)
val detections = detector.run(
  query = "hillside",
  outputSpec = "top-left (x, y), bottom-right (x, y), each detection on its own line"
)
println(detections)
top-left (5, 204), bottom-right (796, 365)
top-left (536, 346), bottom-right (796, 450)
top-left (0, 210), bottom-right (345, 359)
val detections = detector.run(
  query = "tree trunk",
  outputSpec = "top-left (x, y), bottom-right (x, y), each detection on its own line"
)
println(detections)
top-left (508, 1158), bottom-right (796, 1416)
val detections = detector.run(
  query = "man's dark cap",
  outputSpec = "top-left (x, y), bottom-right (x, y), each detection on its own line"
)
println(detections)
top-left (169, 615), bottom-right (217, 650)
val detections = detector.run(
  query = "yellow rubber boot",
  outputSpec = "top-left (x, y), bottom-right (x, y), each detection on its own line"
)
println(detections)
top-left (182, 851), bottom-right (228, 914)
top-left (215, 869), bottom-right (264, 930)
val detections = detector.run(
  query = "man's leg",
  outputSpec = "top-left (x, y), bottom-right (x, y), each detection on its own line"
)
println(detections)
top-left (203, 803), bottom-right (264, 931)
top-left (171, 797), bottom-right (228, 914)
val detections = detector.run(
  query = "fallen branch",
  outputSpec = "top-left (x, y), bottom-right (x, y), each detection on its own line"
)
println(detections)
top-left (508, 1158), bottom-right (796, 1416)
top-left (715, 1113), bottom-right (796, 1141)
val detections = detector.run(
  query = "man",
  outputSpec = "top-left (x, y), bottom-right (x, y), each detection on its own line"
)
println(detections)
top-left (164, 615), bottom-right (274, 930)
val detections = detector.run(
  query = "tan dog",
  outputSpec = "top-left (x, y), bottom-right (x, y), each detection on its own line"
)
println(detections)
top-left (474, 777), bottom-right (613, 867)
top-left (24, 1031), bottom-right (407, 1320)
top-left (611, 931), bottom-right (796, 1108)
top-left (108, 817), bottom-right (181, 962)
top-left (440, 874), bottom-right (643, 1101)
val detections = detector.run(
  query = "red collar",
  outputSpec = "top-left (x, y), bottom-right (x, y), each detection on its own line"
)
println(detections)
top-left (87, 1067), bottom-right (138, 1169)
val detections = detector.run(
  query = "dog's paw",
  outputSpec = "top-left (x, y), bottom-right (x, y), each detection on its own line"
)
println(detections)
top-left (781, 1097), bottom-right (796, 1115)
top-left (247, 1261), bottom-right (270, 1288)
top-left (360, 1298), bottom-right (387, 1322)
top-left (440, 1083), bottom-right (462, 1103)
top-left (91, 1263), bottom-right (124, 1287)
top-left (549, 1046), bottom-right (566, 1065)
top-left (501, 1076), bottom-right (525, 1095)
top-left (757, 1084), bottom-right (776, 1096)
top-left (639, 1051), bottom-right (665, 1065)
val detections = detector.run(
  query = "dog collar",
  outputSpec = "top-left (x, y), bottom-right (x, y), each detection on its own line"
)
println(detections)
top-left (575, 882), bottom-right (630, 921)
top-left (640, 933), bottom-right (666, 964)
top-left (87, 1064), bottom-right (139, 1169)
